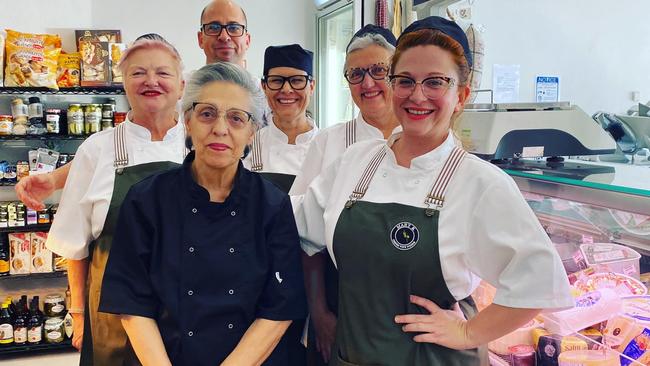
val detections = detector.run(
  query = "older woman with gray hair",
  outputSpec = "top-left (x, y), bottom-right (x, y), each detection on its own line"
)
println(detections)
top-left (99, 62), bottom-right (306, 366)
top-left (289, 25), bottom-right (399, 365)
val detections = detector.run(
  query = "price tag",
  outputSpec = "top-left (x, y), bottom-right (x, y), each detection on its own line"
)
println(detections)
top-left (624, 264), bottom-right (637, 277)
top-left (581, 235), bottom-right (594, 244)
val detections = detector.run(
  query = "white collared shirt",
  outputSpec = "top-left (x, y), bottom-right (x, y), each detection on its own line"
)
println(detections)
top-left (46, 118), bottom-right (186, 260)
top-left (290, 112), bottom-right (401, 196)
top-left (242, 117), bottom-right (319, 175)
top-left (294, 131), bottom-right (573, 310)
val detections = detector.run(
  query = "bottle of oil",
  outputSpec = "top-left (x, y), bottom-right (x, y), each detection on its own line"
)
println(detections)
top-left (0, 302), bottom-right (14, 345)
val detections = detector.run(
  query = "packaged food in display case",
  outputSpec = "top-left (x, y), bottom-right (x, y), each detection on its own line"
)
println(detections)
top-left (580, 243), bottom-right (642, 279)
top-left (3, 29), bottom-right (62, 89)
top-left (542, 289), bottom-right (623, 336)
top-left (30, 232), bottom-right (52, 273)
top-left (56, 52), bottom-right (80, 88)
top-left (8, 232), bottom-right (30, 275)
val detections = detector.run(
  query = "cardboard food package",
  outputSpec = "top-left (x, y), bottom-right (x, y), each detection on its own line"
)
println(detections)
top-left (8, 232), bottom-right (30, 275)
top-left (30, 232), bottom-right (52, 273)
top-left (75, 30), bottom-right (121, 87)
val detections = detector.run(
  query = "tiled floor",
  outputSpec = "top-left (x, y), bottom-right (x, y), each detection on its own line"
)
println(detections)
top-left (1, 351), bottom-right (79, 366)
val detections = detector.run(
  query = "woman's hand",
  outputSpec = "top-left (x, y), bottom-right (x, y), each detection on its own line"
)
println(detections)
top-left (70, 312), bottom-right (84, 351)
top-left (395, 295), bottom-right (475, 350)
top-left (15, 173), bottom-right (56, 211)
top-left (312, 309), bottom-right (337, 363)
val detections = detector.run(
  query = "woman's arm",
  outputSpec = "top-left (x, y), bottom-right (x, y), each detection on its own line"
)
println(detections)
top-left (15, 162), bottom-right (71, 210)
top-left (302, 251), bottom-right (336, 363)
top-left (121, 315), bottom-right (172, 366)
top-left (221, 319), bottom-right (291, 366)
top-left (67, 259), bottom-right (88, 351)
top-left (395, 295), bottom-right (540, 350)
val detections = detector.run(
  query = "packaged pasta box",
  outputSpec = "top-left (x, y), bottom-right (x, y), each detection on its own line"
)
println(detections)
top-left (56, 52), bottom-right (80, 88)
top-left (4, 29), bottom-right (62, 89)
top-left (110, 43), bottom-right (127, 84)
top-left (8, 232), bottom-right (30, 275)
top-left (79, 40), bottom-right (111, 86)
top-left (30, 232), bottom-right (52, 273)
top-left (74, 30), bottom-right (121, 50)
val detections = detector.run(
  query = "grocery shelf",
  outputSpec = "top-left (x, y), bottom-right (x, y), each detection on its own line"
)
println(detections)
top-left (0, 134), bottom-right (88, 141)
top-left (0, 338), bottom-right (74, 357)
top-left (0, 271), bottom-right (67, 281)
top-left (0, 224), bottom-right (52, 233)
top-left (0, 86), bottom-right (125, 95)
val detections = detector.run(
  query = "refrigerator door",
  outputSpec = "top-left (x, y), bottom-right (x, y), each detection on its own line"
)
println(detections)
top-left (315, 0), bottom-right (361, 129)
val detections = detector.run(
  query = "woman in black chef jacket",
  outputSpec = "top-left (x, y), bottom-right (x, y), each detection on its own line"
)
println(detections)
top-left (98, 62), bottom-right (307, 366)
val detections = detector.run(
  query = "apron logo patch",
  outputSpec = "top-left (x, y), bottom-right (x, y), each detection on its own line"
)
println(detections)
top-left (390, 222), bottom-right (420, 251)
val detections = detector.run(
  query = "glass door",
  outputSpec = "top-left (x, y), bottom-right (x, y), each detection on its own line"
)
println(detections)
top-left (315, 1), bottom-right (356, 129)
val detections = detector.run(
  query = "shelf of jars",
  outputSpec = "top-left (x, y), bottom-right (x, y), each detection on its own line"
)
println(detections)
top-left (0, 86), bottom-right (125, 96)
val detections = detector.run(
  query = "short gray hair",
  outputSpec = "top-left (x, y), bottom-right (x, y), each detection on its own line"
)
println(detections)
top-left (346, 33), bottom-right (396, 56)
top-left (181, 62), bottom-right (265, 128)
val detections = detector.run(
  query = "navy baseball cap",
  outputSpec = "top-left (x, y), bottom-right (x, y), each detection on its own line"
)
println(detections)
top-left (346, 24), bottom-right (397, 52)
top-left (398, 16), bottom-right (473, 68)
top-left (263, 44), bottom-right (314, 76)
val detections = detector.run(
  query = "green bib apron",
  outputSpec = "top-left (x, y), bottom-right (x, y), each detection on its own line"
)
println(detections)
top-left (250, 132), bottom-right (306, 366)
top-left (330, 145), bottom-right (486, 366)
top-left (80, 123), bottom-right (181, 366)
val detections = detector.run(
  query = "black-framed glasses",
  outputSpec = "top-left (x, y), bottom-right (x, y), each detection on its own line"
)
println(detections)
top-left (388, 75), bottom-right (456, 99)
top-left (192, 102), bottom-right (253, 129)
top-left (201, 22), bottom-right (247, 37)
top-left (344, 64), bottom-right (389, 84)
top-left (263, 75), bottom-right (312, 91)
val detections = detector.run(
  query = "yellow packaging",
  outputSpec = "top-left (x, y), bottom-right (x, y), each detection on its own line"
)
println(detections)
top-left (56, 53), bottom-right (80, 88)
top-left (4, 29), bottom-right (61, 89)
top-left (602, 315), bottom-right (636, 351)
top-left (558, 349), bottom-right (619, 366)
top-left (110, 43), bottom-right (126, 84)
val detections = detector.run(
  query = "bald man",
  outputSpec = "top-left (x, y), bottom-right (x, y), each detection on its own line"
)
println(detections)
top-left (198, 0), bottom-right (251, 66)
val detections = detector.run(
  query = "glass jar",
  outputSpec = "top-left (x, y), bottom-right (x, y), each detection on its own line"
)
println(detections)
top-left (84, 104), bottom-right (101, 135)
top-left (45, 109), bottom-right (61, 134)
top-left (67, 104), bottom-right (84, 135)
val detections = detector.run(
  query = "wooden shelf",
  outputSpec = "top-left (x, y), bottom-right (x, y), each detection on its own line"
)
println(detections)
top-left (0, 338), bottom-right (74, 357)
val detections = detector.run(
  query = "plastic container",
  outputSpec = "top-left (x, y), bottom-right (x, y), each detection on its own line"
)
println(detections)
top-left (574, 272), bottom-right (647, 297)
top-left (558, 349), bottom-right (619, 365)
top-left (580, 243), bottom-right (641, 279)
top-left (555, 242), bottom-right (586, 274)
top-left (542, 288), bottom-right (622, 336)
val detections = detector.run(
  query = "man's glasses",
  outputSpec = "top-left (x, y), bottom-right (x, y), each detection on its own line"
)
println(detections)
top-left (388, 75), bottom-right (455, 100)
top-left (201, 22), bottom-right (246, 37)
top-left (263, 75), bottom-right (312, 91)
top-left (192, 102), bottom-right (253, 129)
top-left (344, 64), bottom-right (389, 84)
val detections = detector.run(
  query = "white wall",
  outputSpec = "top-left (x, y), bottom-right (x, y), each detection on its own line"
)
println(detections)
top-left (91, 0), bottom-right (317, 77)
top-left (365, 0), bottom-right (650, 115)
top-left (0, 0), bottom-right (316, 78)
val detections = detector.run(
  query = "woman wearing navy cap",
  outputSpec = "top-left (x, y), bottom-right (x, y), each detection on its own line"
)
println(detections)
top-left (99, 62), bottom-right (306, 366)
top-left (289, 24), bottom-right (400, 366)
top-left (294, 16), bottom-right (572, 365)
top-left (242, 44), bottom-right (318, 193)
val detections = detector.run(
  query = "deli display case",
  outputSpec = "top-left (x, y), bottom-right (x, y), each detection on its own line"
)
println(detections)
top-left (483, 159), bottom-right (650, 366)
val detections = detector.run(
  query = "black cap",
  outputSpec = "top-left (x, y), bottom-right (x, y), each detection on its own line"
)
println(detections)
top-left (346, 24), bottom-right (397, 52)
top-left (263, 44), bottom-right (314, 76)
top-left (398, 16), bottom-right (473, 68)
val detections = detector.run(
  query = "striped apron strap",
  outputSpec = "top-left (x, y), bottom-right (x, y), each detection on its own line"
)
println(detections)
top-left (424, 146), bottom-right (467, 216)
top-left (250, 130), bottom-right (263, 172)
top-left (345, 145), bottom-right (388, 208)
top-left (113, 122), bottom-right (129, 174)
top-left (344, 119), bottom-right (357, 149)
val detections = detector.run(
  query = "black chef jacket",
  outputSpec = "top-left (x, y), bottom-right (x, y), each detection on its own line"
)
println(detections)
top-left (99, 151), bottom-right (307, 366)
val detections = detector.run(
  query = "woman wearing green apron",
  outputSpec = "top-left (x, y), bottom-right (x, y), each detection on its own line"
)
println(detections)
top-left (294, 17), bottom-right (573, 365)
top-left (44, 34), bottom-right (187, 365)
top-left (243, 44), bottom-right (318, 194)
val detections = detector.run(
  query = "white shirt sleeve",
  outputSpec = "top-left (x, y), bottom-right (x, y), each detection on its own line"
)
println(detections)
top-left (46, 139), bottom-right (102, 260)
top-left (293, 156), bottom-right (342, 257)
top-left (465, 177), bottom-right (574, 310)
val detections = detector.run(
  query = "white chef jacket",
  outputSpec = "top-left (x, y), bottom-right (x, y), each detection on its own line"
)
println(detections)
top-left (295, 131), bottom-right (573, 310)
top-left (242, 117), bottom-right (318, 175)
top-left (46, 118), bottom-right (186, 260)
top-left (289, 112), bottom-right (400, 196)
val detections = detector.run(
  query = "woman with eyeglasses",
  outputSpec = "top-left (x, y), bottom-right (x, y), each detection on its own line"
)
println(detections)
top-left (99, 62), bottom-right (306, 366)
top-left (288, 25), bottom-right (399, 366)
top-left (294, 17), bottom-right (572, 366)
top-left (242, 44), bottom-right (317, 193)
